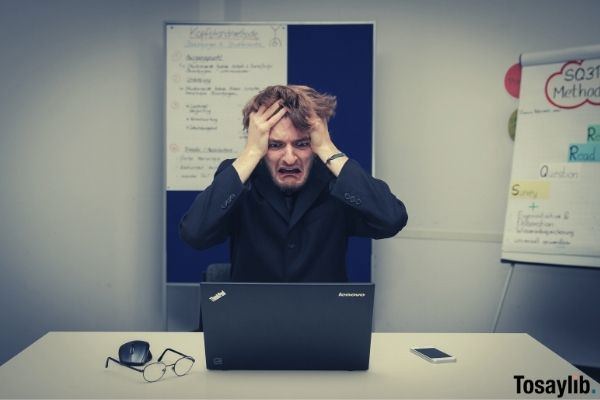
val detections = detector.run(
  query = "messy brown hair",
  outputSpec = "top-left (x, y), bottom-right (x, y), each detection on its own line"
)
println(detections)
top-left (242, 85), bottom-right (337, 133)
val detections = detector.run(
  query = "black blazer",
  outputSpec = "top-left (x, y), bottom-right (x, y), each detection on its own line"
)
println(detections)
top-left (180, 157), bottom-right (407, 282)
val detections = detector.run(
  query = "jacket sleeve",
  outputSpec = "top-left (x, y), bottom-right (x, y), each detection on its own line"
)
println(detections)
top-left (330, 159), bottom-right (408, 239)
top-left (179, 159), bottom-right (245, 250)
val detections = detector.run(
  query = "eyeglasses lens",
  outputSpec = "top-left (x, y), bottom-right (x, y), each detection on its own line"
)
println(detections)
top-left (174, 357), bottom-right (194, 376)
top-left (143, 362), bottom-right (167, 382)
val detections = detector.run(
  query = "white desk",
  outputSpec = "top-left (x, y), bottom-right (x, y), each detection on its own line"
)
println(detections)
top-left (0, 332), bottom-right (597, 398)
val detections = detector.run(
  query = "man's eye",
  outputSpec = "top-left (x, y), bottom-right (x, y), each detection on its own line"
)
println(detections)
top-left (296, 141), bottom-right (310, 148)
top-left (268, 143), bottom-right (282, 149)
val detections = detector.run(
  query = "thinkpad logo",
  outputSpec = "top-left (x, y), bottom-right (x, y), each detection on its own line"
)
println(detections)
top-left (209, 290), bottom-right (226, 302)
top-left (338, 292), bottom-right (366, 297)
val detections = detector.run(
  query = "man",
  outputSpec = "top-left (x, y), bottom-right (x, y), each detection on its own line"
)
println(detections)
top-left (180, 85), bottom-right (407, 282)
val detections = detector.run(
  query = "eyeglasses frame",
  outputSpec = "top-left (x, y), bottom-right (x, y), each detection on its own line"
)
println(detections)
top-left (105, 347), bottom-right (195, 382)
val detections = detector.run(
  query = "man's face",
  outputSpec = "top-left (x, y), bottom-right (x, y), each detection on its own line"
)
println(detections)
top-left (264, 117), bottom-right (314, 192)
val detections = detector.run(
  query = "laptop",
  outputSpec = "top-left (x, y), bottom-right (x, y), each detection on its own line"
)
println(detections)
top-left (200, 282), bottom-right (375, 370)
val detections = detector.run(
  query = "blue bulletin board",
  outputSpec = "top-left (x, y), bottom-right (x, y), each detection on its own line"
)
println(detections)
top-left (166, 23), bottom-right (374, 283)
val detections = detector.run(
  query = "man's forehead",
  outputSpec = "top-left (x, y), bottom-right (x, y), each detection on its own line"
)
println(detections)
top-left (269, 118), bottom-right (310, 142)
top-left (269, 133), bottom-right (310, 142)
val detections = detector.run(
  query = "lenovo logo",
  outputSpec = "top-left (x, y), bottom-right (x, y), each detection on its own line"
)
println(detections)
top-left (338, 292), bottom-right (366, 297)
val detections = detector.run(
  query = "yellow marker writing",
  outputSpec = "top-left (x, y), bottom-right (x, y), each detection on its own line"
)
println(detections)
top-left (510, 181), bottom-right (550, 199)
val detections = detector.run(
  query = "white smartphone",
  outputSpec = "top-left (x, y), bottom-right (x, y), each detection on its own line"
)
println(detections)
top-left (410, 346), bottom-right (456, 363)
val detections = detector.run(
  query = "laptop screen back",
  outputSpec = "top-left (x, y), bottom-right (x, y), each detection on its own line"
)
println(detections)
top-left (200, 282), bottom-right (375, 370)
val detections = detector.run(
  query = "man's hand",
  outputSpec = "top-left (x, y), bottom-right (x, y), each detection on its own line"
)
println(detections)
top-left (309, 115), bottom-right (333, 159)
top-left (309, 115), bottom-right (348, 176)
top-left (233, 101), bottom-right (286, 183)
top-left (246, 101), bottom-right (287, 157)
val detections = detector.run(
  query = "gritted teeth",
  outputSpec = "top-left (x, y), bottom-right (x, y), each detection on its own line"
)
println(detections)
top-left (279, 167), bottom-right (301, 173)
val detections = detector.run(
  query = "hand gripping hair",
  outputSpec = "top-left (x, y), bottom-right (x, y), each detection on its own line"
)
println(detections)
top-left (242, 85), bottom-right (337, 134)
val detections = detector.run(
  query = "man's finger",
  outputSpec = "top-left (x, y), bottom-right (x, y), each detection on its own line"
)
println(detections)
top-left (255, 105), bottom-right (267, 116)
top-left (266, 106), bottom-right (287, 127)
top-left (264, 101), bottom-right (283, 119)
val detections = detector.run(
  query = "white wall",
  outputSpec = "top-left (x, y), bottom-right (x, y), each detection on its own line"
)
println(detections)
top-left (1, 0), bottom-right (599, 369)
top-left (0, 0), bottom-right (225, 364)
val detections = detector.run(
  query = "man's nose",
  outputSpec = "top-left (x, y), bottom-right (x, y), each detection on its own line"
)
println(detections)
top-left (282, 145), bottom-right (298, 164)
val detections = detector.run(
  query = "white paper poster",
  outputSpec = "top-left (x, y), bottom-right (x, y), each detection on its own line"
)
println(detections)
top-left (502, 46), bottom-right (600, 267)
top-left (165, 24), bottom-right (287, 190)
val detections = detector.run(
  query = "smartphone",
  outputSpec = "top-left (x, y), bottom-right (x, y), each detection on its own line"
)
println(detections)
top-left (410, 346), bottom-right (456, 363)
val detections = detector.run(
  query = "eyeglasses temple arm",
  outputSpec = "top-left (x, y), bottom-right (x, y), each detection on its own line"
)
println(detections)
top-left (105, 356), bottom-right (145, 372)
top-left (157, 348), bottom-right (194, 362)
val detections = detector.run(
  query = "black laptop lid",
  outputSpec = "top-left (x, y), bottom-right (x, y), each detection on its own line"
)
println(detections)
top-left (200, 282), bottom-right (375, 370)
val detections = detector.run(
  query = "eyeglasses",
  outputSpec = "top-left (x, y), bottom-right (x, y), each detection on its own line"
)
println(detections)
top-left (105, 344), bottom-right (195, 383)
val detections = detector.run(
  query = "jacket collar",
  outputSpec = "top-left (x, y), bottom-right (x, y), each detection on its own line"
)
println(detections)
top-left (253, 157), bottom-right (332, 230)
